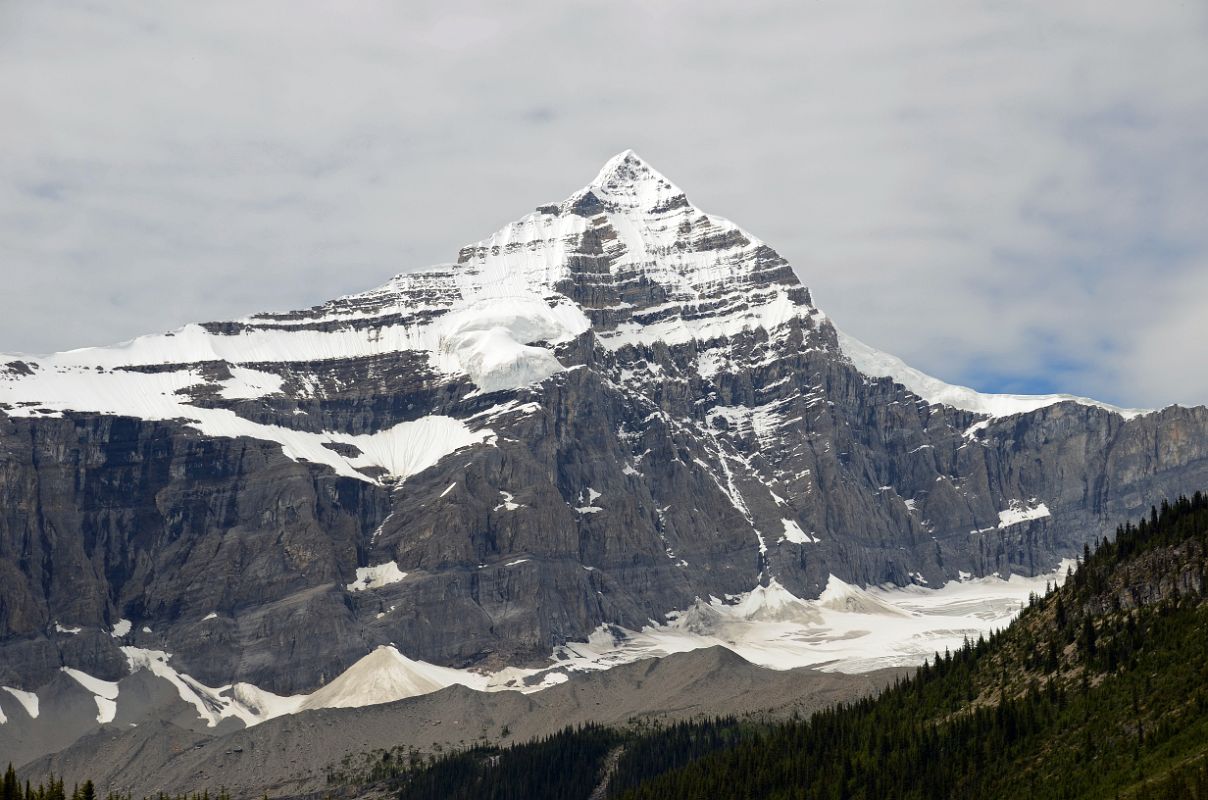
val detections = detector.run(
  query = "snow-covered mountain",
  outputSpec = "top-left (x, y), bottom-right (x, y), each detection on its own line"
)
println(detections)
top-left (2, 150), bottom-right (1207, 717)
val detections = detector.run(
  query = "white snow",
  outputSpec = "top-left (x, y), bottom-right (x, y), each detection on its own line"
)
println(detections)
top-left (538, 671), bottom-right (569, 687)
top-left (121, 646), bottom-right (305, 727)
top-left (1, 687), bottom-right (39, 720)
top-left (94, 698), bottom-right (116, 724)
top-left (327, 416), bottom-right (494, 483)
top-left (494, 491), bottom-right (522, 511)
top-left (0, 148), bottom-right (1147, 501)
top-left (963, 419), bottom-right (992, 439)
top-left (54, 622), bottom-right (81, 635)
top-left (836, 328), bottom-right (1148, 420)
top-left (575, 488), bottom-right (603, 514)
top-left (436, 298), bottom-right (589, 393)
top-left (201, 612), bottom-right (218, 621)
top-left (62, 667), bottom-right (119, 724)
top-left (62, 667), bottom-right (119, 699)
top-left (346, 561), bottom-right (408, 592)
top-left (556, 560), bottom-right (1075, 674)
top-left (110, 619), bottom-right (132, 637)
top-left (218, 366), bottom-right (284, 400)
top-left (780, 519), bottom-right (818, 545)
top-left (998, 500), bottom-right (1051, 528)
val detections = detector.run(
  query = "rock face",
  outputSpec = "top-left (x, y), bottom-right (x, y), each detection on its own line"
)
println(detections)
top-left (2, 150), bottom-right (1207, 695)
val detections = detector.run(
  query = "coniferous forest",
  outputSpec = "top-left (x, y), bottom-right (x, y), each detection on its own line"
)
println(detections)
top-left (11, 493), bottom-right (1208, 800)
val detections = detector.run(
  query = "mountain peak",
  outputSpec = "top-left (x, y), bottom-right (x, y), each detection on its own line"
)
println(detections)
top-left (583, 149), bottom-right (686, 212)
top-left (591, 148), bottom-right (652, 181)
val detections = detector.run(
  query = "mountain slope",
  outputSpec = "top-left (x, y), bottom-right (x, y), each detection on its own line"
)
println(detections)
top-left (1, 151), bottom-right (1207, 704)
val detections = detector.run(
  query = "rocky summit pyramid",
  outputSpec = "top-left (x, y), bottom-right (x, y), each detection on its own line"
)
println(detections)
top-left (2, 150), bottom-right (1207, 696)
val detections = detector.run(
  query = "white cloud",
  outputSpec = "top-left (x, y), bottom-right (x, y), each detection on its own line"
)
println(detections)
top-left (1, 0), bottom-right (1205, 408)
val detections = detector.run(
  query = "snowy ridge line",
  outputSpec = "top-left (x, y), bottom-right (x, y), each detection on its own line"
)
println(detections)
top-left (836, 328), bottom-right (1149, 420)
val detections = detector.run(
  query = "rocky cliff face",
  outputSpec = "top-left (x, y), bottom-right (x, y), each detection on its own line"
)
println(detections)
top-left (2, 151), bottom-right (1207, 695)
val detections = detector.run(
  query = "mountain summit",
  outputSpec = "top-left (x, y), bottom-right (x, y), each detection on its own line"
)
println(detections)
top-left (585, 148), bottom-right (686, 207)
top-left (2, 152), bottom-right (1207, 701)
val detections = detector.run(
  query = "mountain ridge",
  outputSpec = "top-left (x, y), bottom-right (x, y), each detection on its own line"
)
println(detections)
top-left (1, 151), bottom-right (1206, 709)
top-left (1, 150), bottom-right (1147, 425)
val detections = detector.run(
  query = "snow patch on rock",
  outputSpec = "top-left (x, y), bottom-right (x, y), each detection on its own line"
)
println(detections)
top-left (998, 500), bottom-right (1051, 528)
top-left (1, 687), bottom-right (39, 720)
top-left (62, 667), bottom-right (119, 724)
top-left (346, 562), bottom-right (408, 592)
top-left (780, 519), bottom-right (818, 544)
top-left (494, 491), bottom-right (522, 511)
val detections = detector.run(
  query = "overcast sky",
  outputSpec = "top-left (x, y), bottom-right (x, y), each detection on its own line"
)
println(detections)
top-left (2, 1), bottom-right (1206, 408)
